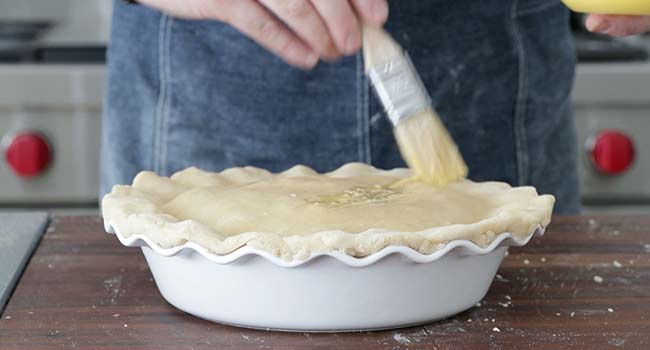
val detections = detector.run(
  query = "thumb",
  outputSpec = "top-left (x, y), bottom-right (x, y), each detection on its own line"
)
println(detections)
top-left (586, 14), bottom-right (650, 37)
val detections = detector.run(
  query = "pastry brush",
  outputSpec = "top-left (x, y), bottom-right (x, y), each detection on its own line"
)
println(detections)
top-left (362, 24), bottom-right (467, 186)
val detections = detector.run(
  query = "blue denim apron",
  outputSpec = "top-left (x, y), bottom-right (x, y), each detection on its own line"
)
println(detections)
top-left (101, 0), bottom-right (580, 213)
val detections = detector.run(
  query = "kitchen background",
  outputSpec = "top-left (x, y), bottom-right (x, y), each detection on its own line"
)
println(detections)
top-left (0, 0), bottom-right (649, 215)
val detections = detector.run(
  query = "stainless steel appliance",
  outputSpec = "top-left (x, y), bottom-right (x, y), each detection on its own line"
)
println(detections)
top-left (569, 13), bottom-right (650, 213)
top-left (0, 0), bottom-right (108, 207)
top-left (574, 61), bottom-right (650, 213)
top-left (0, 65), bottom-right (104, 204)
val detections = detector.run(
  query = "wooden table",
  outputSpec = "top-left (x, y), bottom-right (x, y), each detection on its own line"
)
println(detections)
top-left (1, 216), bottom-right (649, 349)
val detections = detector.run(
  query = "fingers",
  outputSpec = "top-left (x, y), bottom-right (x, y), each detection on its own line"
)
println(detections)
top-left (310, 0), bottom-right (362, 55)
top-left (350, 0), bottom-right (389, 25)
top-left (221, 0), bottom-right (319, 69)
top-left (259, 0), bottom-right (340, 60)
top-left (586, 14), bottom-right (650, 37)
top-left (181, 0), bottom-right (390, 68)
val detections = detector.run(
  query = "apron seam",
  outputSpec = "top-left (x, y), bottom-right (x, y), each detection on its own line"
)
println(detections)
top-left (161, 18), bottom-right (173, 176)
top-left (154, 15), bottom-right (172, 175)
top-left (509, 0), bottom-right (529, 186)
top-left (355, 51), bottom-right (363, 162)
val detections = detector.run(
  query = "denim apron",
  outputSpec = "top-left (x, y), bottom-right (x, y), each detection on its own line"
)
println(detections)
top-left (101, 0), bottom-right (581, 213)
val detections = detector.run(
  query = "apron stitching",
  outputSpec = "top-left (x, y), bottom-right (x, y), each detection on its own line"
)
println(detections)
top-left (356, 51), bottom-right (365, 162)
top-left (160, 18), bottom-right (173, 176)
top-left (153, 15), bottom-right (171, 174)
top-left (509, 0), bottom-right (529, 186)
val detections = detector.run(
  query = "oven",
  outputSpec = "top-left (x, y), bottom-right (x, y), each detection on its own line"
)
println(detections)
top-left (574, 62), bottom-right (650, 214)
top-left (572, 13), bottom-right (650, 213)
top-left (0, 0), bottom-right (108, 213)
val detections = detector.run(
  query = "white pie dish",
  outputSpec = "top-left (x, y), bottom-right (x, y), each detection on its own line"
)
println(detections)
top-left (104, 220), bottom-right (543, 332)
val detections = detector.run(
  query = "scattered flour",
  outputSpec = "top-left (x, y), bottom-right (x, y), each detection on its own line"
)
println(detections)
top-left (392, 333), bottom-right (412, 345)
top-left (608, 338), bottom-right (626, 347)
top-left (103, 276), bottom-right (123, 304)
top-left (495, 274), bottom-right (509, 282)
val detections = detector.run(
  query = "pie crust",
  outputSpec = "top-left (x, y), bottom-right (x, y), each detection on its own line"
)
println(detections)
top-left (101, 163), bottom-right (554, 261)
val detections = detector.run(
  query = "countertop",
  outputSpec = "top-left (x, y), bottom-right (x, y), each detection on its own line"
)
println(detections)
top-left (0, 216), bottom-right (649, 349)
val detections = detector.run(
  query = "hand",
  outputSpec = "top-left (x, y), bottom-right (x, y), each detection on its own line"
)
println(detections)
top-left (585, 14), bottom-right (650, 37)
top-left (135, 0), bottom-right (389, 69)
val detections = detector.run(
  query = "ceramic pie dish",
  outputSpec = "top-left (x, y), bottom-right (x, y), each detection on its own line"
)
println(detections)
top-left (102, 163), bottom-right (553, 331)
top-left (104, 221), bottom-right (543, 332)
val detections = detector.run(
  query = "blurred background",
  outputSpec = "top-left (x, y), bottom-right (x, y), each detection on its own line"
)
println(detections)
top-left (0, 0), bottom-right (649, 215)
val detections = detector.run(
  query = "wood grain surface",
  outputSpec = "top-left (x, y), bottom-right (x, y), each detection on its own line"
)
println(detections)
top-left (0, 216), bottom-right (649, 350)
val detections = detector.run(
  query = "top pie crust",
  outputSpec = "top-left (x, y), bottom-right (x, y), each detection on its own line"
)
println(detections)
top-left (101, 163), bottom-right (554, 261)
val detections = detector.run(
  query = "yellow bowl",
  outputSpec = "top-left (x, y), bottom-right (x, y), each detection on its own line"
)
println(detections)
top-left (562, 0), bottom-right (650, 15)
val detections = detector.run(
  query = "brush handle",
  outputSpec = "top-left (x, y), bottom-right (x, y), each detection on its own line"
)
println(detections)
top-left (362, 24), bottom-right (432, 126)
top-left (367, 53), bottom-right (431, 126)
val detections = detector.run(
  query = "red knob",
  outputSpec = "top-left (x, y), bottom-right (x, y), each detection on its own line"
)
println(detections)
top-left (589, 129), bottom-right (635, 175)
top-left (4, 132), bottom-right (52, 178)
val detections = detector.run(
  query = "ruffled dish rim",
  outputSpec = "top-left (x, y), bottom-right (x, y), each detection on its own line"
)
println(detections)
top-left (104, 221), bottom-right (544, 268)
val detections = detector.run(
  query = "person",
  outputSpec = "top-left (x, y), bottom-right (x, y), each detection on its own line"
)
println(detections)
top-left (100, 0), bottom-right (650, 214)
top-left (586, 14), bottom-right (650, 36)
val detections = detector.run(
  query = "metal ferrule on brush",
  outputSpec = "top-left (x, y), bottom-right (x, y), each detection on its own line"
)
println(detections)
top-left (368, 53), bottom-right (432, 126)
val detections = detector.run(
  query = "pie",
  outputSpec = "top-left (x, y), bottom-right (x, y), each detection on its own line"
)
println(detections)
top-left (101, 163), bottom-right (554, 260)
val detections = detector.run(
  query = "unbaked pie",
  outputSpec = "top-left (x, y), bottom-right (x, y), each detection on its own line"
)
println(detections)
top-left (102, 163), bottom-right (554, 261)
